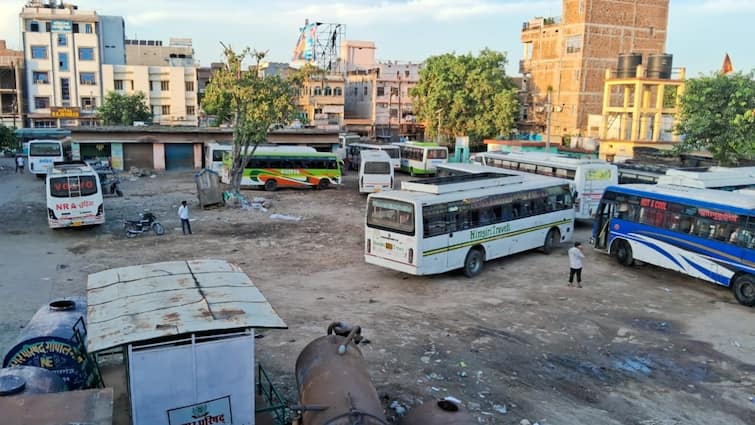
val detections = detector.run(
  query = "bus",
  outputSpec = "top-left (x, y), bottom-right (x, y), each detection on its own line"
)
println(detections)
top-left (359, 150), bottom-right (394, 194)
top-left (436, 162), bottom-right (513, 177)
top-left (345, 143), bottom-right (401, 171)
top-left (394, 142), bottom-right (449, 176)
top-left (28, 139), bottom-right (67, 177)
top-left (206, 143), bottom-right (317, 174)
top-left (591, 184), bottom-right (755, 306)
top-left (474, 151), bottom-right (618, 220)
top-left (657, 167), bottom-right (755, 191)
top-left (223, 149), bottom-right (341, 191)
top-left (365, 172), bottom-right (575, 277)
top-left (46, 161), bottom-right (104, 228)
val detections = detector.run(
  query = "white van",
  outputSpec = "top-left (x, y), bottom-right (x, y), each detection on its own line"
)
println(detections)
top-left (359, 150), bottom-right (394, 194)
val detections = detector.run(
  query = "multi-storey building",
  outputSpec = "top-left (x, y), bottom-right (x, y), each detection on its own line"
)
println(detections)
top-left (0, 40), bottom-right (24, 127)
top-left (125, 38), bottom-right (194, 67)
top-left (296, 74), bottom-right (345, 129)
top-left (519, 0), bottom-right (669, 142)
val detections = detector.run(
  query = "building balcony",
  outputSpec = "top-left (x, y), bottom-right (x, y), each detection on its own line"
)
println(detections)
top-left (522, 16), bottom-right (561, 31)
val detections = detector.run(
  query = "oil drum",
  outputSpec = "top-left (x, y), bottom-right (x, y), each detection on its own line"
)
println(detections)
top-left (0, 366), bottom-right (67, 397)
top-left (399, 399), bottom-right (477, 425)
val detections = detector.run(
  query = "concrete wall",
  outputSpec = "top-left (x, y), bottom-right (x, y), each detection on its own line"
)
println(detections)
top-left (99, 15), bottom-right (125, 65)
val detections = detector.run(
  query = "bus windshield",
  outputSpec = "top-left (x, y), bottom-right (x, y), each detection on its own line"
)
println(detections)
top-left (367, 198), bottom-right (415, 235)
top-left (49, 176), bottom-right (98, 197)
top-left (383, 148), bottom-right (400, 159)
top-left (428, 149), bottom-right (447, 159)
top-left (365, 162), bottom-right (391, 174)
top-left (30, 142), bottom-right (62, 156)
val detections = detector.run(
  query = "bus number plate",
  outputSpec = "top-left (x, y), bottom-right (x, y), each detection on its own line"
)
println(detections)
top-left (72, 221), bottom-right (82, 227)
top-left (385, 242), bottom-right (393, 250)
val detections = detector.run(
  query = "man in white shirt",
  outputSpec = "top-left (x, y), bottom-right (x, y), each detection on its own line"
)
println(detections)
top-left (178, 200), bottom-right (192, 235)
top-left (568, 241), bottom-right (585, 288)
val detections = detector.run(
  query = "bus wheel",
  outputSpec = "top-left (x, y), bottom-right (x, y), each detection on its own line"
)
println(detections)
top-left (463, 248), bottom-right (484, 278)
top-left (732, 275), bottom-right (755, 306)
top-left (615, 239), bottom-right (634, 266)
top-left (318, 178), bottom-right (330, 190)
top-left (543, 228), bottom-right (560, 254)
top-left (264, 179), bottom-right (278, 191)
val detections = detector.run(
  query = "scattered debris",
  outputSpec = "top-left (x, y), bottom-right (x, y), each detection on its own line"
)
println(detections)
top-left (493, 404), bottom-right (507, 414)
top-left (270, 213), bottom-right (301, 221)
top-left (390, 400), bottom-right (407, 416)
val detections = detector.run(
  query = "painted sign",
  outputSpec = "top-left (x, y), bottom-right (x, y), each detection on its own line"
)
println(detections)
top-left (2, 337), bottom-right (87, 390)
top-left (586, 168), bottom-right (612, 181)
top-left (167, 396), bottom-right (232, 425)
top-left (51, 106), bottom-right (81, 118)
top-left (111, 143), bottom-right (123, 170)
top-left (51, 20), bottom-right (72, 32)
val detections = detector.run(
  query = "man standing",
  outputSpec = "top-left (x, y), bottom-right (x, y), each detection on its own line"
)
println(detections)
top-left (178, 200), bottom-right (192, 235)
top-left (568, 241), bottom-right (585, 288)
top-left (15, 155), bottom-right (24, 173)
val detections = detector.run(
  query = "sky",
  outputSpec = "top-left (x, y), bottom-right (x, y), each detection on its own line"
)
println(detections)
top-left (0, 0), bottom-right (753, 77)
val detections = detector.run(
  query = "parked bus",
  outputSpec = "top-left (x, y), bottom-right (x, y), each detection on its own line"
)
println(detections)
top-left (359, 150), bottom-right (394, 194)
top-left (474, 151), bottom-right (618, 220)
top-left (365, 172), bottom-right (575, 277)
top-left (223, 149), bottom-right (340, 191)
top-left (46, 161), bottom-right (104, 228)
top-left (206, 143), bottom-right (317, 174)
top-left (591, 184), bottom-right (755, 306)
top-left (345, 143), bottom-right (401, 171)
top-left (28, 139), bottom-right (67, 177)
top-left (657, 167), bottom-right (755, 191)
top-left (394, 142), bottom-right (449, 176)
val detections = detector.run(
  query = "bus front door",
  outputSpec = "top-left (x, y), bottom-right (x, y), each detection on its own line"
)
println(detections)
top-left (592, 200), bottom-right (614, 250)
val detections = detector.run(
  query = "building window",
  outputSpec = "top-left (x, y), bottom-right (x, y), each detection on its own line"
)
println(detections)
top-left (57, 33), bottom-right (67, 46)
top-left (185, 81), bottom-right (194, 91)
top-left (72, 23), bottom-right (79, 33)
top-left (161, 105), bottom-right (171, 115)
top-left (84, 23), bottom-right (93, 34)
top-left (114, 80), bottom-right (124, 90)
top-left (566, 35), bottom-right (582, 54)
top-left (80, 72), bottom-right (96, 85)
top-left (161, 80), bottom-right (169, 91)
top-left (405, 70), bottom-right (410, 78)
top-left (129, 80), bottom-right (134, 90)
top-left (79, 47), bottom-right (95, 61)
top-left (33, 71), bottom-right (50, 84)
top-left (377, 86), bottom-right (385, 96)
top-left (314, 86), bottom-right (322, 96)
top-left (59, 52), bottom-right (69, 71)
top-left (390, 108), bottom-right (398, 118)
top-left (363, 86), bottom-right (368, 95)
top-left (334, 87), bottom-right (342, 96)
top-left (524, 42), bottom-right (533, 60)
top-left (81, 96), bottom-right (96, 111)
top-left (324, 86), bottom-right (332, 96)
top-left (353, 87), bottom-right (358, 96)
top-left (29, 21), bottom-right (40, 32)
top-left (61, 78), bottom-right (70, 101)
top-left (34, 97), bottom-right (50, 109)
top-left (152, 105), bottom-right (159, 116)
top-left (34, 120), bottom-right (55, 128)
top-left (186, 105), bottom-right (195, 116)
top-left (31, 46), bottom-right (48, 59)
top-left (150, 81), bottom-right (157, 91)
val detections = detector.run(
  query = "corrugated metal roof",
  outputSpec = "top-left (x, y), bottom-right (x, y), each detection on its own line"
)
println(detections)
top-left (86, 259), bottom-right (286, 353)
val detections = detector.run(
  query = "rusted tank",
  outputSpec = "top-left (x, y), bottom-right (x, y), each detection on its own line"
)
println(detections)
top-left (2, 298), bottom-right (90, 390)
top-left (0, 366), bottom-right (67, 397)
top-left (294, 322), bottom-right (387, 425)
top-left (399, 399), bottom-right (477, 425)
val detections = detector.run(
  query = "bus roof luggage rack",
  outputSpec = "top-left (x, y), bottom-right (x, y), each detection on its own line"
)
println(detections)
top-left (50, 160), bottom-right (90, 174)
top-left (401, 172), bottom-right (525, 194)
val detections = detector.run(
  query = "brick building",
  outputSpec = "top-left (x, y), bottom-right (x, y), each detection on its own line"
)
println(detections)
top-left (0, 40), bottom-right (24, 127)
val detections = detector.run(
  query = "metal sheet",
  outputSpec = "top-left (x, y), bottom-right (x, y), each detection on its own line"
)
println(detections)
top-left (165, 143), bottom-right (195, 170)
top-left (1, 388), bottom-right (114, 425)
top-left (86, 259), bottom-right (286, 353)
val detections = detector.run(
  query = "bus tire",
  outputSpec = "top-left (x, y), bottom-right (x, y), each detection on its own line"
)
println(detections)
top-left (614, 239), bottom-right (634, 266)
top-left (152, 222), bottom-right (165, 235)
top-left (732, 275), bottom-right (755, 307)
top-left (463, 248), bottom-right (484, 278)
top-left (264, 179), bottom-right (277, 191)
top-left (318, 178), bottom-right (330, 190)
top-left (543, 228), bottom-right (560, 254)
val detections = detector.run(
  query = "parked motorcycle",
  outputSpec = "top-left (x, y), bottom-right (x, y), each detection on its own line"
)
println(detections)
top-left (124, 211), bottom-right (165, 238)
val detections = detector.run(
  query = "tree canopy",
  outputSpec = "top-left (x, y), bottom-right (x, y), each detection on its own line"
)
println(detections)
top-left (411, 48), bottom-right (519, 144)
top-left (0, 124), bottom-right (18, 152)
top-left (201, 45), bottom-right (298, 193)
top-left (675, 70), bottom-right (755, 165)
top-left (97, 91), bottom-right (152, 126)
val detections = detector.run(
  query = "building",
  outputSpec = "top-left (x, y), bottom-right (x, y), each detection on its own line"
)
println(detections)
top-left (0, 40), bottom-right (24, 127)
top-left (259, 62), bottom-right (294, 79)
top-left (296, 74), bottom-right (345, 129)
top-left (519, 0), bottom-right (670, 142)
top-left (125, 38), bottom-right (195, 67)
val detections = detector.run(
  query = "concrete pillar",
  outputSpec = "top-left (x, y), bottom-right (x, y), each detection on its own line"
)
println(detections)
top-left (600, 69), bottom-right (612, 140)
top-left (194, 143), bottom-right (202, 169)
top-left (630, 79), bottom-right (643, 141)
top-left (153, 143), bottom-right (165, 171)
top-left (653, 84), bottom-right (665, 141)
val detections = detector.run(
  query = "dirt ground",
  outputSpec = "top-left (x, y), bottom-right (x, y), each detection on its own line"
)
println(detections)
top-left (0, 157), bottom-right (754, 425)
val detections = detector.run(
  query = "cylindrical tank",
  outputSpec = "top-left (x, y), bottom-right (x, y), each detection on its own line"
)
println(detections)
top-left (617, 53), bottom-right (643, 78)
top-left (2, 298), bottom-right (89, 390)
top-left (295, 323), bottom-right (386, 425)
top-left (399, 399), bottom-right (477, 425)
top-left (647, 54), bottom-right (673, 79)
top-left (0, 366), bottom-right (67, 397)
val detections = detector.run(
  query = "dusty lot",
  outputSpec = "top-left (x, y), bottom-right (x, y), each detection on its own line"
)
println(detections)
top-left (0, 158), bottom-right (754, 425)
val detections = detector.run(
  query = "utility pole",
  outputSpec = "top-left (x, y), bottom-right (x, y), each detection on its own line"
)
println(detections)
top-left (545, 88), bottom-right (552, 152)
top-left (435, 108), bottom-right (444, 144)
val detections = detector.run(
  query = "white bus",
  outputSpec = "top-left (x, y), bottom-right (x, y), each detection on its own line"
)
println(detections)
top-left (359, 150), bottom-right (394, 194)
top-left (657, 167), bottom-right (755, 191)
top-left (365, 172), bottom-right (575, 277)
top-left (46, 161), bottom-right (104, 228)
top-left (394, 142), bottom-right (449, 176)
top-left (345, 143), bottom-right (401, 171)
top-left (28, 139), bottom-right (66, 177)
top-left (474, 151), bottom-right (618, 220)
top-left (436, 162), bottom-right (513, 177)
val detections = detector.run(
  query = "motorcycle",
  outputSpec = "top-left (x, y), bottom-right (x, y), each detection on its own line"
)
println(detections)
top-left (124, 211), bottom-right (165, 238)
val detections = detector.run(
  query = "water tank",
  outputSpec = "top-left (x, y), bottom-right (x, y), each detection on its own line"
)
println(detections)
top-left (617, 53), bottom-right (643, 78)
top-left (647, 54), bottom-right (673, 79)
top-left (0, 366), bottom-right (67, 397)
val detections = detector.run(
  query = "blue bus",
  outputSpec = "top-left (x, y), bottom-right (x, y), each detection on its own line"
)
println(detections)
top-left (592, 184), bottom-right (755, 306)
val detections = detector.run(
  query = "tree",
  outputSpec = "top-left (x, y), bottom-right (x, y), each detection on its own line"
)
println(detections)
top-left (411, 48), bottom-right (519, 145)
top-left (0, 123), bottom-right (18, 152)
top-left (97, 91), bottom-right (152, 126)
top-left (202, 45), bottom-right (298, 193)
top-left (675, 70), bottom-right (755, 165)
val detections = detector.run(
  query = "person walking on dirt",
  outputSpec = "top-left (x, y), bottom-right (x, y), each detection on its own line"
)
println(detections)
top-left (568, 241), bottom-right (585, 288)
top-left (178, 200), bottom-right (192, 235)
top-left (15, 155), bottom-right (24, 173)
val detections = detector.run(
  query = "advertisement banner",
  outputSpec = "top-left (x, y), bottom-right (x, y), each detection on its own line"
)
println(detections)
top-left (110, 143), bottom-right (123, 170)
top-left (292, 20), bottom-right (316, 62)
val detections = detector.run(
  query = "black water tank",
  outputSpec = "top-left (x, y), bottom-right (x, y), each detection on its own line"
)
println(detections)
top-left (617, 53), bottom-right (643, 78)
top-left (647, 54), bottom-right (673, 79)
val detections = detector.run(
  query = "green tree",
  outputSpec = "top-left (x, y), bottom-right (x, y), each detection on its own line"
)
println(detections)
top-left (0, 123), bottom-right (18, 152)
top-left (411, 48), bottom-right (519, 144)
top-left (675, 71), bottom-right (755, 165)
top-left (97, 91), bottom-right (152, 126)
top-left (202, 45), bottom-right (298, 193)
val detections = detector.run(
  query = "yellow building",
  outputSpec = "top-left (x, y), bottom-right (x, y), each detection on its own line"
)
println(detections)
top-left (296, 74), bottom-right (344, 130)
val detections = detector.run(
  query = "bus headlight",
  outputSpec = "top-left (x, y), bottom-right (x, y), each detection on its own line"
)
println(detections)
top-left (408, 248), bottom-right (414, 264)
top-left (47, 208), bottom-right (57, 219)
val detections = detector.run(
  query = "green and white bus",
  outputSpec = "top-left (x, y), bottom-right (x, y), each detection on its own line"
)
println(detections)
top-left (365, 172), bottom-right (575, 277)
top-left (222, 149), bottom-right (341, 191)
top-left (394, 142), bottom-right (448, 176)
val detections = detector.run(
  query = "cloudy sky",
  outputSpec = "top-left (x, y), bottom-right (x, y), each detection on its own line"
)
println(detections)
top-left (1, 0), bottom-right (753, 76)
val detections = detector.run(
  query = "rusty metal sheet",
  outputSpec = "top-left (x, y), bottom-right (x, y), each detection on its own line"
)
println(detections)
top-left (1, 388), bottom-right (114, 425)
top-left (86, 259), bottom-right (286, 353)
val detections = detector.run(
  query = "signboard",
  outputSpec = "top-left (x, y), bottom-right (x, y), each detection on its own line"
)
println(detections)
top-left (51, 20), bottom-right (72, 32)
top-left (167, 396), bottom-right (232, 425)
top-left (51, 107), bottom-right (81, 118)
top-left (292, 20), bottom-right (316, 62)
top-left (111, 143), bottom-right (123, 170)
